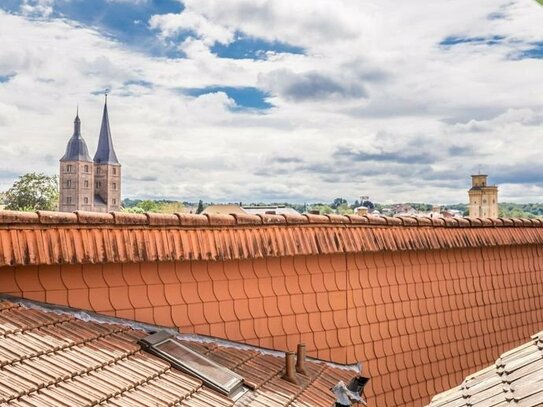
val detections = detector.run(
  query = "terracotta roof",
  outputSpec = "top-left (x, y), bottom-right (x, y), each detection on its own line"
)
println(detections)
top-left (0, 297), bottom-right (358, 407)
top-left (427, 331), bottom-right (543, 407)
top-left (0, 210), bottom-right (542, 266)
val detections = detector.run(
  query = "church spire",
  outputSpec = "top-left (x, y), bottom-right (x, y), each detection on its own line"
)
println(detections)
top-left (93, 93), bottom-right (120, 165)
top-left (74, 106), bottom-right (81, 136)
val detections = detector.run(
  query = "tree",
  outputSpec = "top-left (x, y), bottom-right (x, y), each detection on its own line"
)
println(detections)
top-left (331, 198), bottom-right (348, 209)
top-left (137, 200), bottom-right (159, 212)
top-left (196, 200), bottom-right (204, 214)
top-left (4, 172), bottom-right (59, 211)
top-left (336, 203), bottom-right (354, 215)
top-left (157, 201), bottom-right (184, 213)
top-left (122, 206), bottom-right (145, 214)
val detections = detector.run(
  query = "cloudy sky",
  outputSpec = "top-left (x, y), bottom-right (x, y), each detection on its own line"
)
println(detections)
top-left (1, 0), bottom-right (543, 204)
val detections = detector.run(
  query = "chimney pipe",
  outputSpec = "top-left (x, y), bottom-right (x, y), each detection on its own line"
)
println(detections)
top-left (282, 351), bottom-right (299, 384)
top-left (296, 343), bottom-right (308, 376)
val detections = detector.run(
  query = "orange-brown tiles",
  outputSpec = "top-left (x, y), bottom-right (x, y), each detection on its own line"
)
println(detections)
top-left (3, 211), bottom-right (543, 406)
top-left (2, 210), bottom-right (543, 266)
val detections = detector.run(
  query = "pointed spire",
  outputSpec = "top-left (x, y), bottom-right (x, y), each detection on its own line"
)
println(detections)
top-left (93, 93), bottom-right (120, 165)
top-left (74, 105), bottom-right (81, 136)
top-left (61, 107), bottom-right (91, 162)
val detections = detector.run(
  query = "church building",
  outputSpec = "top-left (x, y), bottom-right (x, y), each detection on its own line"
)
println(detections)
top-left (59, 96), bottom-right (121, 213)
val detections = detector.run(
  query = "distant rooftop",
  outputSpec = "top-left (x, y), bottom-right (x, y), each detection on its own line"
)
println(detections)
top-left (243, 205), bottom-right (301, 216)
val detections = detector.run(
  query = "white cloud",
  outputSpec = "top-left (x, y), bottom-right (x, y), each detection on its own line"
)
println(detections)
top-left (20, 0), bottom-right (55, 17)
top-left (149, 10), bottom-right (234, 45)
top-left (1, 1), bottom-right (543, 204)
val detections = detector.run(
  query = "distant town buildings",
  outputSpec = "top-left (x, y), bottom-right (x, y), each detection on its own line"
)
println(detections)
top-left (353, 196), bottom-right (375, 215)
top-left (59, 96), bottom-right (121, 213)
top-left (203, 204), bottom-right (301, 216)
top-left (468, 174), bottom-right (498, 218)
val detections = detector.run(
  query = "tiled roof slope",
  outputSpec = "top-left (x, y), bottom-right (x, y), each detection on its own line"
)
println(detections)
top-left (3, 246), bottom-right (543, 406)
top-left (0, 210), bottom-right (542, 266)
top-left (427, 331), bottom-right (543, 407)
top-left (0, 298), bottom-right (356, 407)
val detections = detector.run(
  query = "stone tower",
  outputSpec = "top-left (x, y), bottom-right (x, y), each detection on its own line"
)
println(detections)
top-left (93, 95), bottom-right (121, 213)
top-left (59, 110), bottom-right (94, 212)
top-left (468, 174), bottom-right (498, 218)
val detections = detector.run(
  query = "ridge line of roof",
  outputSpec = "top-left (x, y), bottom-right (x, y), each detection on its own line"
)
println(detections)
top-left (0, 210), bottom-right (539, 228)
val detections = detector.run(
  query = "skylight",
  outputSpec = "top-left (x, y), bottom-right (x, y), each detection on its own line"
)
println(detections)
top-left (139, 331), bottom-right (245, 397)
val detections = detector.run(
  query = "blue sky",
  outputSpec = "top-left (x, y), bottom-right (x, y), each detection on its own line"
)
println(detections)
top-left (1, 0), bottom-right (543, 203)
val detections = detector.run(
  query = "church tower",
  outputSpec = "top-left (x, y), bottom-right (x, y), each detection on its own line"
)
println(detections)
top-left (93, 95), bottom-right (121, 212)
top-left (468, 174), bottom-right (498, 218)
top-left (59, 109), bottom-right (94, 212)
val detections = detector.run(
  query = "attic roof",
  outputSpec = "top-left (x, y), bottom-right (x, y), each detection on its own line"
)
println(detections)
top-left (0, 297), bottom-right (357, 407)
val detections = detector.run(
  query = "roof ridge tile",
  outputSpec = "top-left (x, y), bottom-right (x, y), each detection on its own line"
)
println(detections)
top-left (258, 213), bottom-right (287, 224)
top-left (37, 211), bottom-right (78, 224)
top-left (111, 212), bottom-right (148, 225)
top-left (205, 213), bottom-right (237, 226)
top-left (231, 213), bottom-right (262, 225)
top-left (75, 211), bottom-right (114, 225)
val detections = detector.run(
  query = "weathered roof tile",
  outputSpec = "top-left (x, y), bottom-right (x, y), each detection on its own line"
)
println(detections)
top-left (0, 298), bottom-right (357, 407)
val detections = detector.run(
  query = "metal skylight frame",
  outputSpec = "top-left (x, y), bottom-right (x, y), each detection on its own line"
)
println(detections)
top-left (139, 331), bottom-right (245, 397)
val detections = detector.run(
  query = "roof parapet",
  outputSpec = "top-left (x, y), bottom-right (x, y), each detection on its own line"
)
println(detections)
top-left (0, 210), bottom-right (543, 266)
top-left (0, 210), bottom-right (541, 228)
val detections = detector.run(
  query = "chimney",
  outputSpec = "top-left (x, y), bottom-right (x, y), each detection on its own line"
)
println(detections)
top-left (282, 351), bottom-right (299, 384)
top-left (296, 343), bottom-right (308, 376)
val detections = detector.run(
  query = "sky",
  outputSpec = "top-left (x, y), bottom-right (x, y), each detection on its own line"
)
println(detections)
top-left (1, 0), bottom-right (543, 204)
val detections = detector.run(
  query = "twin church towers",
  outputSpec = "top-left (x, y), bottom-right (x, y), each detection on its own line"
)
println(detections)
top-left (59, 96), bottom-right (121, 213)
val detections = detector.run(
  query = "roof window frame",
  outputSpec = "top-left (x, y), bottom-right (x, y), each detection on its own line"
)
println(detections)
top-left (139, 331), bottom-right (246, 398)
